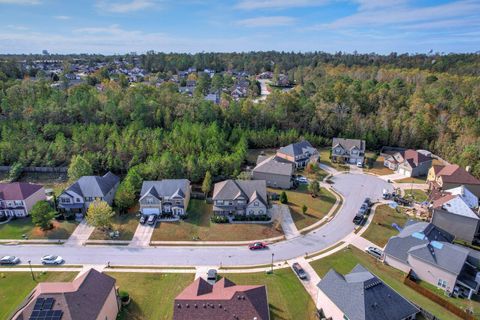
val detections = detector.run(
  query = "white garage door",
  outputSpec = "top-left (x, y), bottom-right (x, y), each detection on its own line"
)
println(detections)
top-left (142, 208), bottom-right (160, 215)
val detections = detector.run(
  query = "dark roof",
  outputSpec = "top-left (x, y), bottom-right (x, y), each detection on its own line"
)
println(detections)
top-left (212, 180), bottom-right (267, 206)
top-left (64, 172), bottom-right (119, 198)
top-left (408, 242), bottom-right (469, 275)
top-left (140, 180), bottom-right (190, 200)
top-left (12, 269), bottom-right (117, 320)
top-left (332, 138), bottom-right (366, 152)
top-left (173, 278), bottom-right (269, 320)
top-left (0, 183), bottom-right (43, 200)
top-left (437, 165), bottom-right (480, 185)
top-left (278, 140), bottom-right (316, 157)
top-left (253, 155), bottom-right (294, 176)
top-left (403, 149), bottom-right (431, 167)
top-left (318, 264), bottom-right (419, 320)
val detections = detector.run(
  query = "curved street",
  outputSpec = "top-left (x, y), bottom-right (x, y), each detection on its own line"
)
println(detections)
top-left (0, 173), bottom-right (393, 267)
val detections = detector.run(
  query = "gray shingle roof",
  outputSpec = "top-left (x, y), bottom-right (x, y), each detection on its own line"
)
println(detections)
top-left (278, 140), bottom-right (315, 157)
top-left (384, 221), bottom-right (454, 264)
top-left (212, 180), bottom-right (267, 206)
top-left (332, 138), bottom-right (366, 151)
top-left (318, 264), bottom-right (419, 320)
top-left (66, 172), bottom-right (119, 198)
top-left (140, 179), bottom-right (190, 199)
top-left (253, 155), bottom-right (294, 176)
top-left (408, 242), bottom-right (469, 275)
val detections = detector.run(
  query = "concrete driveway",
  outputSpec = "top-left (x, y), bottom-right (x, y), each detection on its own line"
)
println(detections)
top-left (64, 219), bottom-right (94, 246)
top-left (0, 174), bottom-right (393, 267)
top-left (129, 223), bottom-right (155, 247)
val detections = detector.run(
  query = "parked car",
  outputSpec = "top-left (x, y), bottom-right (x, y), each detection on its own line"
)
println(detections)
top-left (249, 242), bottom-right (268, 250)
top-left (356, 161), bottom-right (363, 168)
top-left (353, 214), bottom-right (364, 225)
top-left (363, 197), bottom-right (372, 207)
top-left (207, 269), bottom-right (217, 283)
top-left (365, 247), bottom-right (383, 260)
top-left (0, 256), bottom-right (20, 265)
top-left (292, 262), bottom-right (307, 280)
top-left (41, 255), bottom-right (64, 265)
top-left (270, 193), bottom-right (280, 201)
top-left (358, 203), bottom-right (369, 215)
top-left (147, 214), bottom-right (157, 225)
top-left (139, 215), bottom-right (147, 224)
top-left (296, 176), bottom-right (308, 184)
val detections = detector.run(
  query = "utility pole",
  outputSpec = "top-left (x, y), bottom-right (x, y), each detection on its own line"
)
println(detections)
top-left (28, 260), bottom-right (35, 281)
top-left (271, 253), bottom-right (274, 274)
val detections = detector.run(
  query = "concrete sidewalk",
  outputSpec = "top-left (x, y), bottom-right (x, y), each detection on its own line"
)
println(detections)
top-left (287, 257), bottom-right (321, 307)
top-left (64, 219), bottom-right (94, 246)
top-left (129, 223), bottom-right (154, 247)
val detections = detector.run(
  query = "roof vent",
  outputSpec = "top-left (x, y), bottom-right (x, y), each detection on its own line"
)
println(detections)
top-left (203, 304), bottom-right (206, 308)
top-left (194, 304), bottom-right (197, 308)
top-left (186, 304), bottom-right (189, 308)
top-left (177, 304), bottom-right (181, 308)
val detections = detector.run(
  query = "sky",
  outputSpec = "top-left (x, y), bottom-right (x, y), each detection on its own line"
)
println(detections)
top-left (0, 0), bottom-right (479, 54)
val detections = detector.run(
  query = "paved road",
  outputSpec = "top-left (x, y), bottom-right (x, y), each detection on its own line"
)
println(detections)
top-left (0, 173), bottom-right (393, 267)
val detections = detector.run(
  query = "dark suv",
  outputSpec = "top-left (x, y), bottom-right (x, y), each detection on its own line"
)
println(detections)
top-left (292, 262), bottom-right (307, 280)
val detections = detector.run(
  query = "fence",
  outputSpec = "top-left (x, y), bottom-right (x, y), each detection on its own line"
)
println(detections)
top-left (404, 274), bottom-right (475, 320)
top-left (0, 166), bottom-right (68, 173)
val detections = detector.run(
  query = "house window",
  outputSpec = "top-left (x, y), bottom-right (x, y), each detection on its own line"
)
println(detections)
top-left (437, 279), bottom-right (448, 288)
top-left (14, 200), bottom-right (23, 206)
top-left (61, 198), bottom-right (71, 204)
top-left (228, 201), bottom-right (233, 206)
top-left (146, 197), bottom-right (154, 204)
top-left (216, 200), bottom-right (224, 205)
top-left (76, 198), bottom-right (81, 202)
top-left (254, 201), bottom-right (258, 207)
top-left (249, 210), bottom-right (254, 214)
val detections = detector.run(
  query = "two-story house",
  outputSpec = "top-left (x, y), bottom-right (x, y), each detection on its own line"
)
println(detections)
top-left (428, 164), bottom-right (480, 198)
top-left (331, 138), bottom-right (366, 165)
top-left (0, 182), bottom-right (45, 218)
top-left (384, 149), bottom-right (432, 177)
top-left (57, 172), bottom-right (120, 219)
top-left (139, 179), bottom-right (191, 217)
top-left (276, 140), bottom-right (318, 169)
top-left (212, 180), bottom-right (268, 216)
top-left (252, 155), bottom-right (294, 189)
top-left (384, 220), bottom-right (480, 299)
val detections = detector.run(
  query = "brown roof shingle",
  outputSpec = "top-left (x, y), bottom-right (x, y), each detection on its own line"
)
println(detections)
top-left (0, 182), bottom-right (43, 200)
top-left (437, 165), bottom-right (480, 185)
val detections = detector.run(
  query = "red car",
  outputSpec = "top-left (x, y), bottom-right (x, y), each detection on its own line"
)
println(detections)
top-left (249, 242), bottom-right (268, 250)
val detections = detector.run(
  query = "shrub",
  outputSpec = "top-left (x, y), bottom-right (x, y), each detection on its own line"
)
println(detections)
top-left (279, 191), bottom-right (288, 204)
top-left (119, 291), bottom-right (130, 303)
top-left (211, 215), bottom-right (229, 223)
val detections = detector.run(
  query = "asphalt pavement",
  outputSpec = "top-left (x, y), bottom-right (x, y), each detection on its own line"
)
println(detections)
top-left (0, 173), bottom-right (393, 267)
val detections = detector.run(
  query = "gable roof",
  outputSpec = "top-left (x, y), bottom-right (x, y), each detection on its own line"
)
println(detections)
top-left (212, 180), bottom-right (267, 206)
top-left (432, 196), bottom-right (479, 219)
top-left (253, 155), bottom-right (294, 176)
top-left (278, 140), bottom-right (316, 157)
top-left (384, 221), bottom-right (454, 263)
top-left (140, 180), bottom-right (190, 200)
top-left (0, 183), bottom-right (43, 200)
top-left (174, 278), bottom-right (269, 320)
top-left (12, 269), bottom-right (116, 320)
top-left (318, 264), bottom-right (419, 320)
top-left (437, 165), bottom-right (480, 185)
top-left (332, 138), bottom-right (366, 152)
top-left (64, 172), bottom-right (119, 198)
top-left (408, 241), bottom-right (470, 275)
top-left (446, 185), bottom-right (479, 209)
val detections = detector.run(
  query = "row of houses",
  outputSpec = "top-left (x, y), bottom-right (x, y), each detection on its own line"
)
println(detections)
top-left (10, 264), bottom-right (422, 320)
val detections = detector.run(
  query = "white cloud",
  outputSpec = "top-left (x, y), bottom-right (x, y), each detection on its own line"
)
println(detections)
top-left (6, 24), bottom-right (29, 30)
top-left (236, 0), bottom-right (328, 10)
top-left (236, 16), bottom-right (295, 27)
top-left (96, 0), bottom-right (158, 13)
top-left (54, 15), bottom-right (71, 20)
top-left (0, 0), bottom-right (40, 4)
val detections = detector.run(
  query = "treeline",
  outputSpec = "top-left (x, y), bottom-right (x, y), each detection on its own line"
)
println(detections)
top-left (0, 53), bottom-right (479, 179)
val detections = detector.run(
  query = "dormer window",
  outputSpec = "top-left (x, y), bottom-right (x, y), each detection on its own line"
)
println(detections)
top-left (254, 201), bottom-right (259, 207)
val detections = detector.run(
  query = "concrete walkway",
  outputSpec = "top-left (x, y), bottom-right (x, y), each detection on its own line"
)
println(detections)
top-left (129, 224), bottom-right (155, 247)
top-left (273, 204), bottom-right (299, 240)
top-left (64, 219), bottom-right (94, 246)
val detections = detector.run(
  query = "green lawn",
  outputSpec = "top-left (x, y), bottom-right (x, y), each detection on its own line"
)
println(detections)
top-left (222, 268), bottom-right (317, 320)
top-left (404, 189), bottom-right (429, 202)
top-left (89, 212), bottom-right (139, 241)
top-left (396, 176), bottom-right (427, 184)
top-left (0, 218), bottom-right (78, 240)
top-left (111, 272), bottom-right (194, 320)
top-left (0, 272), bottom-right (77, 319)
top-left (319, 148), bottom-right (350, 171)
top-left (362, 204), bottom-right (412, 247)
top-left (270, 184), bottom-right (337, 230)
top-left (304, 167), bottom-right (329, 182)
top-left (310, 247), bottom-right (463, 320)
top-left (364, 155), bottom-right (394, 176)
top-left (151, 199), bottom-right (283, 241)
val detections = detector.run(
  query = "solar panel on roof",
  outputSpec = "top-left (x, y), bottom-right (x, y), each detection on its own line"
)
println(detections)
top-left (430, 241), bottom-right (444, 250)
top-left (411, 232), bottom-right (425, 240)
top-left (33, 298), bottom-right (45, 311)
top-left (43, 298), bottom-right (54, 310)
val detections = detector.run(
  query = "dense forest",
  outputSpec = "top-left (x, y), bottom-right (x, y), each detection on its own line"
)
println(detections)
top-left (0, 51), bottom-right (479, 182)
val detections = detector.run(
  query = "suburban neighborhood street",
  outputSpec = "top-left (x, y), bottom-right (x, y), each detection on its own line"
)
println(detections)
top-left (0, 173), bottom-right (392, 267)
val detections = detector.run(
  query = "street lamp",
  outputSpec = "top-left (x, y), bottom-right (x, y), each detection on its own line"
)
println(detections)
top-left (28, 260), bottom-right (35, 281)
top-left (271, 253), bottom-right (274, 274)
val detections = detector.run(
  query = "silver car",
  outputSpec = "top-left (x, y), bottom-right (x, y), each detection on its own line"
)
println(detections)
top-left (365, 247), bottom-right (383, 260)
top-left (0, 256), bottom-right (20, 265)
top-left (41, 255), bottom-right (64, 265)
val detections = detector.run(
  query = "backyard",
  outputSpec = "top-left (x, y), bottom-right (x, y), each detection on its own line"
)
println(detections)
top-left (362, 204), bottom-right (411, 247)
top-left (310, 246), bottom-right (464, 320)
top-left (151, 199), bottom-right (283, 241)
top-left (0, 217), bottom-right (78, 240)
top-left (270, 184), bottom-right (337, 230)
top-left (246, 148), bottom-right (277, 166)
top-left (222, 268), bottom-right (318, 320)
top-left (404, 189), bottom-right (429, 202)
top-left (0, 271), bottom-right (77, 319)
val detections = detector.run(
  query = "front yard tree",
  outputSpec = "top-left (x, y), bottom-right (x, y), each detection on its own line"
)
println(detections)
top-left (280, 191), bottom-right (288, 204)
top-left (68, 155), bottom-right (93, 182)
top-left (302, 204), bottom-right (308, 215)
top-left (86, 200), bottom-right (114, 230)
top-left (308, 180), bottom-right (320, 197)
top-left (31, 200), bottom-right (56, 230)
top-left (201, 171), bottom-right (212, 196)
